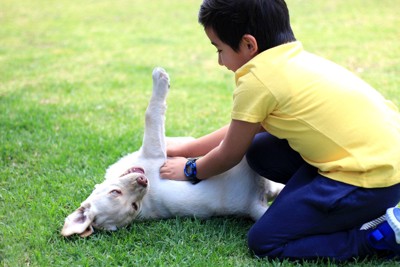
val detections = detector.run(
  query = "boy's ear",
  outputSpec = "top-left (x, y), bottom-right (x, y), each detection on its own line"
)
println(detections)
top-left (241, 34), bottom-right (258, 56)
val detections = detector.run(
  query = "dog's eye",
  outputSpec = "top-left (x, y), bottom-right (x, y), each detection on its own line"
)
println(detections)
top-left (109, 189), bottom-right (122, 196)
top-left (132, 202), bottom-right (138, 210)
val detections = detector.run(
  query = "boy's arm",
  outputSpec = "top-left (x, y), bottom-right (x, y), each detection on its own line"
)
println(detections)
top-left (195, 120), bottom-right (260, 179)
top-left (160, 120), bottom-right (260, 180)
top-left (167, 124), bottom-right (229, 158)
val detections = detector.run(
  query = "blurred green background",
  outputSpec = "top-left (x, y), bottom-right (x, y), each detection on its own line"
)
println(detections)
top-left (1, 0), bottom-right (399, 266)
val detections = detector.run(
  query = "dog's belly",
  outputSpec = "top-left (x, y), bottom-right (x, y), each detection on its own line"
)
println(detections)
top-left (138, 159), bottom-right (265, 219)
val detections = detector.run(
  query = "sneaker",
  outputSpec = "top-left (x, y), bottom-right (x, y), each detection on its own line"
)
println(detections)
top-left (366, 207), bottom-right (400, 256)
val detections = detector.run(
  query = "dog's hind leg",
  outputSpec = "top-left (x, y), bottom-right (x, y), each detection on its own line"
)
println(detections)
top-left (139, 67), bottom-right (170, 160)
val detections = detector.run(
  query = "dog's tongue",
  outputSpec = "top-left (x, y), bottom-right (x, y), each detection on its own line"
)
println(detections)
top-left (120, 167), bottom-right (145, 177)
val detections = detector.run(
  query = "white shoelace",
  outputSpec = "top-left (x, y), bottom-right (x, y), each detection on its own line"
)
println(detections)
top-left (360, 214), bottom-right (386, 230)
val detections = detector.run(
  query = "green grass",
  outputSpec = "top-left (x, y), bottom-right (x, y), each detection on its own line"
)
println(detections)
top-left (1, 0), bottom-right (399, 266)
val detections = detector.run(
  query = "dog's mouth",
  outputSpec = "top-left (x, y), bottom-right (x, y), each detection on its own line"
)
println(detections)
top-left (120, 167), bottom-right (145, 177)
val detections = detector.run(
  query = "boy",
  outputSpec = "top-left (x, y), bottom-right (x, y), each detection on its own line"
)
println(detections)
top-left (160, 0), bottom-right (400, 261)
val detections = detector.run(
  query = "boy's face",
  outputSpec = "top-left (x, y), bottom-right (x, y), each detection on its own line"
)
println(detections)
top-left (205, 27), bottom-right (256, 72)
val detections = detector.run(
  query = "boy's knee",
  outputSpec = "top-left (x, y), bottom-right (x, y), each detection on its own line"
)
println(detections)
top-left (247, 228), bottom-right (263, 257)
top-left (247, 225), bottom-right (277, 258)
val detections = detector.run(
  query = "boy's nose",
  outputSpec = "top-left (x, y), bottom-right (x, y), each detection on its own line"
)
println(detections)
top-left (218, 54), bottom-right (223, 66)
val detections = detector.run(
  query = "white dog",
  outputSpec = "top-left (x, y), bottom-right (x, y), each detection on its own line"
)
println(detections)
top-left (61, 67), bottom-right (284, 237)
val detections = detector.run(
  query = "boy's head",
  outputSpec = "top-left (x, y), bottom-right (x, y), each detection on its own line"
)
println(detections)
top-left (198, 0), bottom-right (296, 53)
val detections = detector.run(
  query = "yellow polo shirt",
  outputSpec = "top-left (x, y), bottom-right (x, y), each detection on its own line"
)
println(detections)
top-left (233, 41), bottom-right (400, 188)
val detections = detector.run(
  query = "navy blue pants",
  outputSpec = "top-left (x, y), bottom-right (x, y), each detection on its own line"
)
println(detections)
top-left (246, 132), bottom-right (400, 261)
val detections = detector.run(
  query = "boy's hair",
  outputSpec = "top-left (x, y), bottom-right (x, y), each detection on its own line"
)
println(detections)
top-left (198, 0), bottom-right (296, 52)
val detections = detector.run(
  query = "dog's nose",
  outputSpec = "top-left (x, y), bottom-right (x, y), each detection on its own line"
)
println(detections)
top-left (137, 176), bottom-right (148, 187)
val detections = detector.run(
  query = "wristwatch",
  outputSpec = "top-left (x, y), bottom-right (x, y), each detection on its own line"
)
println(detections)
top-left (184, 158), bottom-right (202, 184)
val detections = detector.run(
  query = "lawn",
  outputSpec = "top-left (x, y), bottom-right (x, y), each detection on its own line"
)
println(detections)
top-left (1, 0), bottom-right (399, 266)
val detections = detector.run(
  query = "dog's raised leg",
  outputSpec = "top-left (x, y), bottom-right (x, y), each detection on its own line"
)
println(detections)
top-left (138, 67), bottom-right (170, 161)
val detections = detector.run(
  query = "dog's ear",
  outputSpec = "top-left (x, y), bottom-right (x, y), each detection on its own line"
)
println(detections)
top-left (61, 205), bottom-right (95, 238)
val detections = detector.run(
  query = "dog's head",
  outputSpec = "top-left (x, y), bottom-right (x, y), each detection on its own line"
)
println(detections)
top-left (61, 167), bottom-right (148, 237)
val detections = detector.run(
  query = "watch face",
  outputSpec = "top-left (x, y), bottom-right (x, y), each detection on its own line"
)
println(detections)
top-left (185, 160), bottom-right (196, 178)
top-left (184, 159), bottom-right (200, 184)
top-left (185, 164), bottom-right (193, 176)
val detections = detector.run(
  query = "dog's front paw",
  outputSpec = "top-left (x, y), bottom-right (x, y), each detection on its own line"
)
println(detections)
top-left (152, 67), bottom-right (170, 99)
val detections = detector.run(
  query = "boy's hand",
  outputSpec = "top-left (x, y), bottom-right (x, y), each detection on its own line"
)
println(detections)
top-left (160, 157), bottom-right (188, 181)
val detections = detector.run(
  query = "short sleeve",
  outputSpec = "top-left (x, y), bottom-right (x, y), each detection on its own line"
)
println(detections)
top-left (231, 71), bottom-right (277, 123)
